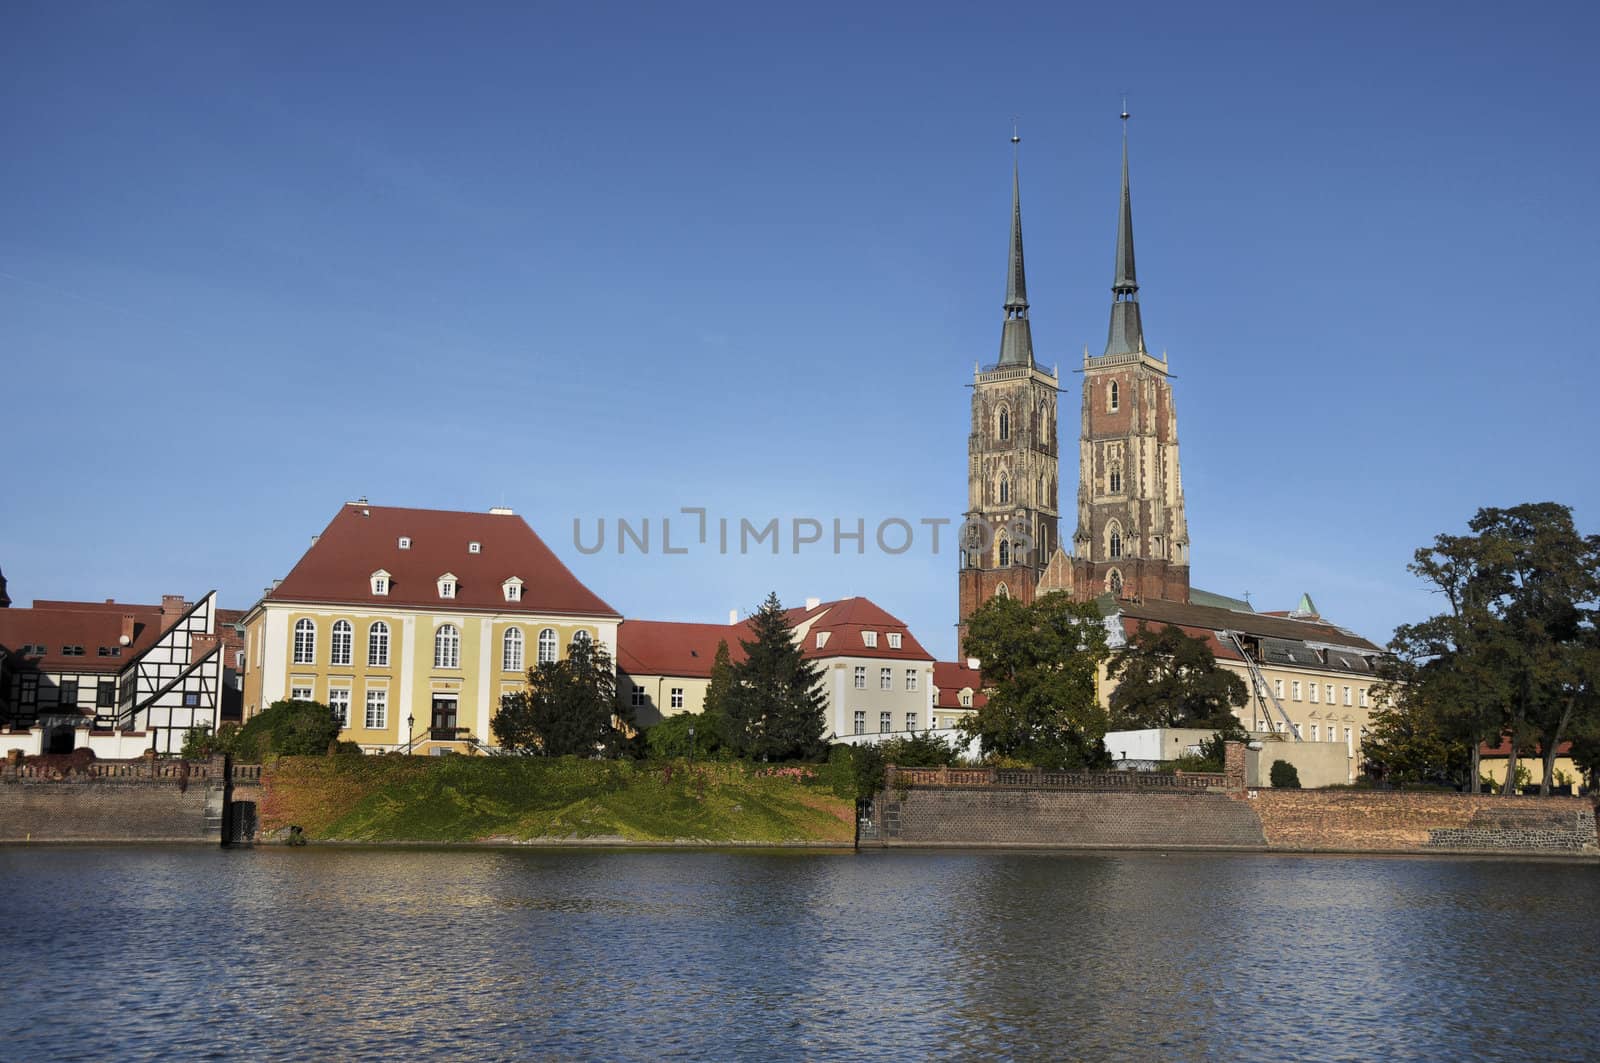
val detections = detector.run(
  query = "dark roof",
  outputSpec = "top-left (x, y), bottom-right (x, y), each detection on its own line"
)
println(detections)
top-left (1110, 596), bottom-right (1382, 654)
top-left (0, 603), bottom-right (164, 673)
top-left (267, 503), bottom-right (619, 619)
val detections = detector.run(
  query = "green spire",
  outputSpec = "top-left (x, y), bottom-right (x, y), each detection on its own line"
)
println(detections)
top-left (997, 130), bottom-right (1035, 367)
top-left (1103, 110), bottom-right (1146, 357)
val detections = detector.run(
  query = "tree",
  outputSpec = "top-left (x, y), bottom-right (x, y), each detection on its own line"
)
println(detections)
top-left (494, 636), bottom-right (628, 757)
top-left (1394, 503), bottom-right (1600, 795)
top-left (1269, 760), bottom-right (1301, 789)
top-left (702, 639), bottom-right (735, 718)
top-left (1106, 623), bottom-right (1249, 731)
top-left (231, 700), bottom-right (341, 760)
top-left (724, 593), bottom-right (827, 760)
top-left (645, 709), bottom-right (729, 759)
top-left (958, 591), bottom-right (1111, 769)
top-left (1360, 668), bottom-right (1471, 787)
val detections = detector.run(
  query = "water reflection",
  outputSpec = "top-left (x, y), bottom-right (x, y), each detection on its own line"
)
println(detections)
top-left (0, 847), bottom-right (1594, 1061)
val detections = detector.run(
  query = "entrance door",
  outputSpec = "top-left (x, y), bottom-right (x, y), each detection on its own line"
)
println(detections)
top-left (431, 696), bottom-right (458, 740)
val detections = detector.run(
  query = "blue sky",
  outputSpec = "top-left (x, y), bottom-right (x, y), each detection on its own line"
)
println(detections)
top-left (4, 1), bottom-right (1598, 660)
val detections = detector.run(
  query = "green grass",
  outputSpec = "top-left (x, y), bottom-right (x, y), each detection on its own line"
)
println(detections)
top-left (260, 756), bottom-right (855, 845)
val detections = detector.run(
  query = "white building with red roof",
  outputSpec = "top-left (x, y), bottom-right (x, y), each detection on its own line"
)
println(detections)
top-left (617, 596), bottom-right (945, 743)
top-left (242, 501), bottom-right (621, 754)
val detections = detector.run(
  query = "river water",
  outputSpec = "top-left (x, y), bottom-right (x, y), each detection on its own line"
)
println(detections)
top-left (0, 847), bottom-right (1595, 1061)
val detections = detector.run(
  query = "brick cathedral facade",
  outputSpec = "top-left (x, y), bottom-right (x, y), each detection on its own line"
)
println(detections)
top-left (959, 121), bottom-right (1189, 645)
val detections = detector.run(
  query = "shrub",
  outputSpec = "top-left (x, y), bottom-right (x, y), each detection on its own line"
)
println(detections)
top-left (645, 711), bottom-right (729, 760)
top-left (1270, 760), bottom-right (1301, 789)
top-left (233, 700), bottom-right (341, 761)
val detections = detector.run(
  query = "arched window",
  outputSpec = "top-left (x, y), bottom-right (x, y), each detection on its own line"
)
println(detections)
top-left (1109, 569), bottom-right (1124, 596)
top-left (998, 406), bottom-right (1010, 441)
top-left (998, 539), bottom-right (1011, 566)
top-left (1110, 529), bottom-right (1123, 558)
top-left (368, 621), bottom-right (389, 667)
top-left (537, 628), bottom-right (558, 664)
top-left (434, 624), bottom-right (460, 669)
top-left (573, 630), bottom-right (592, 646)
top-left (502, 627), bottom-right (524, 672)
top-left (1109, 467), bottom-right (1122, 494)
top-left (293, 619), bottom-right (316, 664)
top-left (998, 474), bottom-right (1010, 505)
top-left (330, 620), bottom-right (353, 667)
top-left (1109, 381), bottom-right (1120, 411)
top-left (1038, 525), bottom-right (1049, 558)
top-left (996, 582), bottom-right (1010, 598)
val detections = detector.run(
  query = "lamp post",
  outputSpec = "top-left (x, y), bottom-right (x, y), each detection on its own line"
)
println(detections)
top-left (406, 713), bottom-right (415, 753)
top-left (688, 726), bottom-right (696, 768)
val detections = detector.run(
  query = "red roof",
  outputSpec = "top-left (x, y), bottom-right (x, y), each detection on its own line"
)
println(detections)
top-left (0, 602), bottom-right (165, 673)
top-left (1480, 738), bottom-right (1573, 757)
top-left (787, 597), bottom-right (933, 661)
top-left (617, 621), bottom-right (744, 678)
top-left (933, 660), bottom-right (988, 709)
top-left (267, 503), bottom-right (619, 619)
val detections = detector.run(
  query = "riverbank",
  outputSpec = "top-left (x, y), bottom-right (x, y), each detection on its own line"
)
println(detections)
top-left (258, 756), bottom-right (857, 845)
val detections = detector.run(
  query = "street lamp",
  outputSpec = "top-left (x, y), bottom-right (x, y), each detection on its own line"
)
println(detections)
top-left (406, 713), bottom-right (415, 752)
top-left (688, 725), bottom-right (696, 767)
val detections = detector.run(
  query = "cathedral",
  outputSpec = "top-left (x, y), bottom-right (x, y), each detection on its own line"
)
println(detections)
top-left (959, 116), bottom-right (1189, 640)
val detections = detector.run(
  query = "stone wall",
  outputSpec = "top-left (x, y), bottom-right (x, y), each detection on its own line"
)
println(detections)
top-left (1249, 790), bottom-right (1598, 853)
top-left (0, 751), bottom-right (229, 843)
top-left (871, 789), bottom-right (1267, 849)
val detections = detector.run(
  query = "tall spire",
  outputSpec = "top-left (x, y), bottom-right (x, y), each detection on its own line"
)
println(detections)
top-left (1103, 108), bottom-right (1146, 357)
top-left (997, 126), bottom-right (1035, 367)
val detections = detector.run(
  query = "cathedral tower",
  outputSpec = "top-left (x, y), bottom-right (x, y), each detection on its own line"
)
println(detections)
top-left (957, 135), bottom-right (1062, 645)
top-left (1067, 114), bottom-right (1189, 602)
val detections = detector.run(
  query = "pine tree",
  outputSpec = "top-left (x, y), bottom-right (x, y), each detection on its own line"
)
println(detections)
top-left (725, 592), bottom-right (826, 760)
top-left (702, 639), bottom-right (735, 720)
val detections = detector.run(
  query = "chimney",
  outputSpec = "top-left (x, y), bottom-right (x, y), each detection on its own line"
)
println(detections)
top-left (311, 534), bottom-right (320, 546)
top-left (191, 633), bottom-right (219, 664)
top-left (120, 614), bottom-right (136, 647)
top-left (728, 609), bottom-right (737, 625)
top-left (161, 595), bottom-right (188, 627)
top-left (804, 597), bottom-right (821, 610)
top-left (489, 506), bottom-right (514, 516)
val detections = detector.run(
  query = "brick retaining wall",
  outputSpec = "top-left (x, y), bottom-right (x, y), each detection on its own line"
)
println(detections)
top-left (1249, 790), bottom-right (1598, 853)
top-left (0, 752), bottom-right (233, 843)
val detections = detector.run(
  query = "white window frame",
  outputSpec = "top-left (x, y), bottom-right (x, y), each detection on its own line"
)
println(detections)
top-left (887, 632), bottom-right (902, 649)
top-left (960, 690), bottom-right (973, 707)
top-left (880, 667), bottom-right (892, 691)
top-left (905, 712), bottom-right (917, 732)
top-left (537, 628), bottom-right (558, 664)
top-left (365, 688), bottom-right (387, 729)
top-left (879, 711), bottom-right (892, 733)
top-left (853, 711), bottom-right (865, 735)
top-left (670, 687), bottom-right (684, 710)
top-left (328, 688), bottom-right (351, 728)
top-left (291, 685), bottom-right (313, 702)
top-left (1274, 678), bottom-right (1284, 699)
top-left (905, 669), bottom-right (918, 691)
top-left (1292, 681), bottom-right (1302, 701)
top-left (862, 631), bottom-right (878, 648)
top-left (398, 537), bottom-right (411, 550)
top-left (503, 627), bottom-right (524, 672)
top-left (631, 685), bottom-right (645, 708)
top-left (1310, 682), bottom-right (1319, 704)
top-left (368, 622), bottom-right (390, 667)
top-left (293, 619), bottom-right (316, 665)
top-left (371, 570), bottom-right (390, 596)
top-left (437, 574), bottom-right (457, 599)
top-left (853, 666), bottom-right (866, 689)
top-left (434, 624), bottom-right (460, 669)
top-left (1343, 685), bottom-right (1352, 706)
top-left (330, 620), bottom-right (353, 667)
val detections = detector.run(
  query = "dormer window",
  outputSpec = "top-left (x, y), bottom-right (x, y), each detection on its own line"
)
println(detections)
top-left (503, 577), bottom-right (524, 603)
top-left (887, 632), bottom-right (902, 649)
top-left (399, 537), bottom-right (411, 550)
top-left (469, 542), bottom-right (481, 554)
top-left (815, 631), bottom-right (830, 649)
top-left (437, 573), bottom-right (457, 599)
top-left (862, 631), bottom-right (878, 648)
top-left (371, 569), bottom-right (391, 596)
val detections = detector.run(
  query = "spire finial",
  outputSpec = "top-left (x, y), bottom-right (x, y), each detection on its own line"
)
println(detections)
top-left (1102, 106), bottom-right (1147, 357)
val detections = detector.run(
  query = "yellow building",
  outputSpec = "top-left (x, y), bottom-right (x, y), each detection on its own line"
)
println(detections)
top-left (242, 501), bottom-right (620, 754)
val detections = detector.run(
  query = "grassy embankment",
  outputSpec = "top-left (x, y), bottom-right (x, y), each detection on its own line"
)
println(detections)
top-left (258, 755), bottom-right (855, 845)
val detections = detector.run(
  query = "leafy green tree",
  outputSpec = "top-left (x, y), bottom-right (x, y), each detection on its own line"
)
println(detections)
top-left (232, 700), bottom-right (341, 760)
top-left (958, 591), bottom-right (1111, 770)
top-left (876, 730), bottom-right (961, 768)
top-left (1360, 670), bottom-right (1472, 787)
top-left (702, 639), bottom-right (735, 718)
top-left (724, 592), bottom-right (827, 760)
top-left (645, 710), bottom-right (729, 759)
top-left (1394, 503), bottom-right (1599, 795)
top-left (494, 636), bottom-right (628, 757)
top-left (1107, 623), bottom-right (1249, 730)
top-left (1269, 760), bottom-right (1301, 789)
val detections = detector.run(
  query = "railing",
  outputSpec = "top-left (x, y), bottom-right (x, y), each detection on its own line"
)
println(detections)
top-left (889, 765), bottom-right (1231, 793)
top-left (4, 757), bottom-right (220, 782)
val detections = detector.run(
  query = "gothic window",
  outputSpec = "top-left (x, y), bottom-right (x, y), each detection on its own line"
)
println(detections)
top-left (434, 624), bottom-right (460, 669)
top-left (1109, 468), bottom-right (1122, 494)
top-left (998, 406), bottom-right (1010, 441)
top-left (1109, 381), bottom-right (1120, 411)
top-left (998, 474), bottom-right (1009, 505)
top-left (293, 619), bottom-right (316, 664)
top-left (1108, 569), bottom-right (1123, 596)
top-left (998, 539), bottom-right (1010, 566)
top-left (996, 583), bottom-right (1009, 598)
top-left (1109, 528), bottom-right (1123, 558)
top-left (1038, 525), bottom-right (1049, 558)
